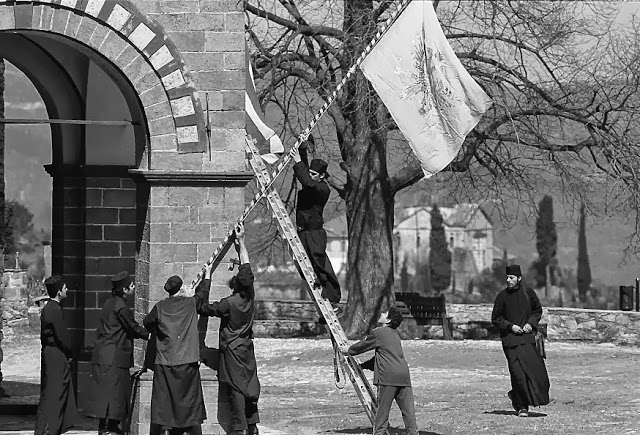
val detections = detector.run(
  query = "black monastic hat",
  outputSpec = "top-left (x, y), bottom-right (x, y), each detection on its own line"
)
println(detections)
top-left (309, 158), bottom-right (328, 175)
top-left (111, 271), bottom-right (132, 291)
top-left (506, 264), bottom-right (522, 277)
top-left (164, 275), bottom-right (183, 295)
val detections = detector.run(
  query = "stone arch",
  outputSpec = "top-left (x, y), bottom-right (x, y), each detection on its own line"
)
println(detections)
top-left (0, 0), bottom-right (208, 163)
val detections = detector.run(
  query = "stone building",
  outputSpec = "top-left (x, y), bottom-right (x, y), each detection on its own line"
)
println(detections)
top-left (0, 1), bottom-right (247, 433)
top-left (394, 204), bottom-right (494, 290)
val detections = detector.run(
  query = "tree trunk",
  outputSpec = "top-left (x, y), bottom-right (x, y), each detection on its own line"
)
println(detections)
top-left (341, 1), bottom-right (395, 337)
top-left (343, 129), bottom-right (394, 337)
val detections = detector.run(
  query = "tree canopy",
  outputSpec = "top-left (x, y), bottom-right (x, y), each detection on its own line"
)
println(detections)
top-left (4, 200), bottom-right (35, 256)
top-left (245, 0), bottom-right (640, 335)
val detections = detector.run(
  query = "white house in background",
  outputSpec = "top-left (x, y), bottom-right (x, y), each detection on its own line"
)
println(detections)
top-left (324, 215), bottom-right (349, 278)
top-left (394, 204), bottom-right (494, 288)
top-left (324, 204), bottom-right (493, 289)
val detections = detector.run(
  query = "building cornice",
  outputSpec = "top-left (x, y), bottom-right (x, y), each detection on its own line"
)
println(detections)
top-left (128, 169), bottom-right (254, 186)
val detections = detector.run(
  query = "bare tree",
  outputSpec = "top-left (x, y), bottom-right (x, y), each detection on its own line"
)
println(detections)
top-left (245, 0), bottom-right (640, 335)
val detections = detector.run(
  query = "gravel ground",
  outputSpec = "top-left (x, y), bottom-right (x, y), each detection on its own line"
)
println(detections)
top-left (2, 335), bottom-right (640, 435)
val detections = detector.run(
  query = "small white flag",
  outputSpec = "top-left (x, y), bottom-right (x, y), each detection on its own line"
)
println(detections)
top-left (245, 44), bottom-right (284, 164)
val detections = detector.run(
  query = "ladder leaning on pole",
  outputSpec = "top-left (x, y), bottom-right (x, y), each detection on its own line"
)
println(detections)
top-left (244, 135), bottom-right (378, 424)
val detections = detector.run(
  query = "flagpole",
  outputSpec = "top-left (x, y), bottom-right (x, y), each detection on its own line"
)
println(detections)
top-left (192, 0), bottom-right (415, 287)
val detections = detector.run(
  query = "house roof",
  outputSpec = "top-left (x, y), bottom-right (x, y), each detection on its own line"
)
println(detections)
top-left (317, 203), bottom-right (491, 238)
top-left (396, 203), bottom-right (492, 229)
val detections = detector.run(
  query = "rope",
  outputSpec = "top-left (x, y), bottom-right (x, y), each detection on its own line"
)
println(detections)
top-left (333, 341), bottom-right (347, 390)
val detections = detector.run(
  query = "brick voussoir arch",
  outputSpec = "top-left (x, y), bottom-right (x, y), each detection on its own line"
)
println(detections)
top-left (0, 0), bottom-right (206, 154)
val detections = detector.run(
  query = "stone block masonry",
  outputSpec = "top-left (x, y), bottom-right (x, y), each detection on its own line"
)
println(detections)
top-left (0, 0), bottom-right (249, 162)
top-left (136, 0), bottom-right (245, 164)
top-left (0, 1), bottom-right (252, 434)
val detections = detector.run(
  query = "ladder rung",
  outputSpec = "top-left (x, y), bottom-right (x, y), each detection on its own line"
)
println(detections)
top-left (244, 135), bottom-right (376, 422)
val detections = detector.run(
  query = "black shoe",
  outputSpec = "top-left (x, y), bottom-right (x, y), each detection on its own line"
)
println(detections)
top-left (247, 424), bottom-right (259, 435)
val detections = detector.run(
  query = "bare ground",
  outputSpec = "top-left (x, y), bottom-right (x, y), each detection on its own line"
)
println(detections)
top-left (2, 335), bottom-right (640, 435)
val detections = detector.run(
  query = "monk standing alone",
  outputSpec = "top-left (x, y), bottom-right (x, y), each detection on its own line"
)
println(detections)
top-left (491, 264), bottom-right (550, 417)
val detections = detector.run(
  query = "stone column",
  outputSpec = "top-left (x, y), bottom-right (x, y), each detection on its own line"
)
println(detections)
top-left (130, 170), bottom-right (252, 435)
top-left (46, 164), bottom-right (86, 397)
top-left (45, 164), bottom-right (140, 409)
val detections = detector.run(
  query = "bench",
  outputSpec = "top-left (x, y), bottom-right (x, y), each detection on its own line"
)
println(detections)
top-left (395, 292), bottom-right (453, 340)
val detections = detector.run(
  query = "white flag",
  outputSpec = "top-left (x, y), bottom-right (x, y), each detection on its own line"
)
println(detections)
top-left (361, 0), bottom-right (492, 178)
top-left (245, 44), bottom-right (284, 164)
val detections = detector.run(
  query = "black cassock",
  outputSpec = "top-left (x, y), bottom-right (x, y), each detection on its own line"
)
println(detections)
top-left (492, 284), bottom-right (550, 409)
top-left (87, 295), bottom-right (149, 421)
top-left (196, 264), bottom-right (260, 433)
top-left (143, 294), bottom-right (207, 429)
top-left (292, 147), bottom-right (341, 303)
top-left (35, 299), bottom-right (77, 435)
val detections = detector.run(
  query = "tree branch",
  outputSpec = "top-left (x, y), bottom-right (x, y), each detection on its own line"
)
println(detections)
top-left (245, 1), bottom-right (344, 39)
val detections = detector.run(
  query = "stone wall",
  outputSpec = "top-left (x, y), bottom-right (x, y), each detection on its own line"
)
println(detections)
top-left (254, 300), bottom-right (640, 345)
top-left (545, 307), bottom-right (640, 345)
top-left (444, 304), bottom-right (640, 345)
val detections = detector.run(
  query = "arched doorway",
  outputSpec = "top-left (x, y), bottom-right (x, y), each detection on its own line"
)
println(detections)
top-left (0, 0), bottom-right (210, 408)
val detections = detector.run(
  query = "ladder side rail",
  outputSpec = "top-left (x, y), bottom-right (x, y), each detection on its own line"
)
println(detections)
top-left (245, 137), bottom-right (377, 423)
top-left (248, 162), bottom-right (378, 422)
top-left (245, 138), bottom-right (347, 343)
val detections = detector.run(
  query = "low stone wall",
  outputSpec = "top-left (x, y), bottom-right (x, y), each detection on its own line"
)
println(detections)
top-left (255, 300), bottom-right (640, 345)
top-left (445, 304), bottom-right (640, 345)
top-left (546, 307), bottom-right (640, 345)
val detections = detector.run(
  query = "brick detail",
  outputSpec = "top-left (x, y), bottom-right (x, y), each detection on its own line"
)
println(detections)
top-left (0, 0), bottom-right (207, 155)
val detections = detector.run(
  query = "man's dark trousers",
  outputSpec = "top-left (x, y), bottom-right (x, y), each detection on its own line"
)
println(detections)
top-left (298, 228), bottom-right (341, 303)
top-left (375, 385), bottom-right (418, 435)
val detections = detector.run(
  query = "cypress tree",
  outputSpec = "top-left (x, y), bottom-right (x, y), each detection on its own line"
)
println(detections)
top-left (399, 256), bottom-right (409, 292)
top-left (429, 204), bottom-right (452, 292)
top-left (535, 195), bottom-right (557, 291)
top-left (577, 202), bottom-right (591, 300)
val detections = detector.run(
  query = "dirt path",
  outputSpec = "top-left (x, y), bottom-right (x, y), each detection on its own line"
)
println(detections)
top-left (3, 336), bottom-right (640, 434)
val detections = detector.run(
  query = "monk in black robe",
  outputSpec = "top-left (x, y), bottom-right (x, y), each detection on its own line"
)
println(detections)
top-left (143, 274), bottom-right (210, 435)
top-left (87, 271), bottom-right (149, 434)
top-left (35, 275), bottom-right (77, 435)
top-left (492, 264), bottom-right (550, 417)
top-left (291, 137), bottom-right (341, 306)
top-left (197, 223), bottom-right (260, 435)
